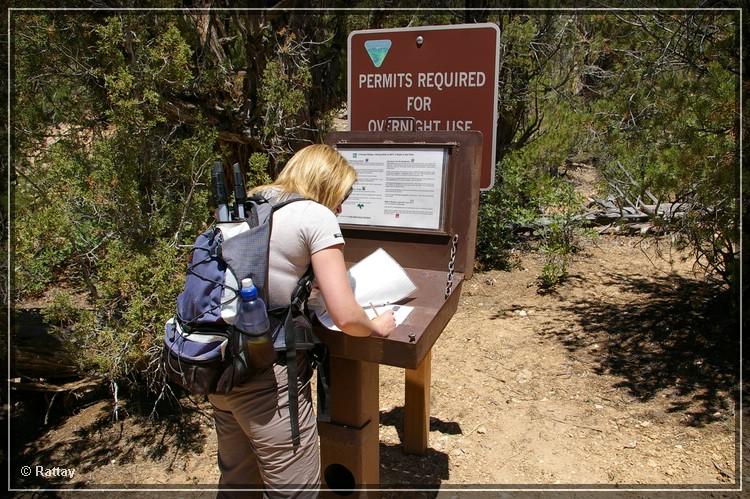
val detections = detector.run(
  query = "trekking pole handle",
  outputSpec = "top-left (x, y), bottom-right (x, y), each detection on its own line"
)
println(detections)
top-left (232, 163), bottom-right (246, 220)
top-left (212, 161), bottom-right (230, 222)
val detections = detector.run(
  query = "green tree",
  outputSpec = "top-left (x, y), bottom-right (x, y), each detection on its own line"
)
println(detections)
top-left (581, 12), bottom-right (739, 291)
top-left (476, 11), bottom-right (738, 296)
top-left (476, 13), bottom-right (593, 276)
top-left (12, 7), bottom-right (432, 395)
top-left (14, 12), bottom-right (220, 388)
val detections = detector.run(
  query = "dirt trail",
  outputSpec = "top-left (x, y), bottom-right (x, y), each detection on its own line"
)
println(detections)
top-left (379, 236), bottom-right (738, 487)
top-left (11, 236), bottom-right (742, 493)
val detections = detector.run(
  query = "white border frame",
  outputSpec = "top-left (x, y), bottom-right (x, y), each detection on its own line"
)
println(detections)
top-left (5, 6), bottom-right (743, 495)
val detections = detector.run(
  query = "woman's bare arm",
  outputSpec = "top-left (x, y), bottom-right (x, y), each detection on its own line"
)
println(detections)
top-left (311, 245), bottom-right (395, 337)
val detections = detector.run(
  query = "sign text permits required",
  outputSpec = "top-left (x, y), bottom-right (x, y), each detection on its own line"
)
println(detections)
top-left (348, 23), bottom-right (499, 190)
top-left (337, 147), bottom-right (447, 230)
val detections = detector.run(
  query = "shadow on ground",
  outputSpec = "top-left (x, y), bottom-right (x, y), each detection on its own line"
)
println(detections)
top-left (10, 394), bottom-right (210, 489)
top-left (539, 270), bottom-right (739, 427)
top-left (11, 306), bottom-right (214, 489)
top-left (378, 406), bottom-right (456, 491)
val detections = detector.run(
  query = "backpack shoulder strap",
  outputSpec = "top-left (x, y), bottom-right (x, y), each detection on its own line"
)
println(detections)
top-left (283, 263), bottom-right (316, 447)
top-left (270, 193), bottom-right (309, 212)
top-left (246, 192), bottom-right (308, 221)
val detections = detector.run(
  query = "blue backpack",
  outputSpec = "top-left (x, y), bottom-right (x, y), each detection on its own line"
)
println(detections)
top-left (161, 194), bottom-right (325, 445)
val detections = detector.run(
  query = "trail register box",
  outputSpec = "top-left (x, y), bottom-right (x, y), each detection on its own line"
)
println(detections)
top-left (316, 131), bottom-right (482, 490)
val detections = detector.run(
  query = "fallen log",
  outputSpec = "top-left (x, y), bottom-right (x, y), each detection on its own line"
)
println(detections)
top-left (10, 376), bottom-right (103, 394)
top-left (10, 376), bottom-right (106, 425)
top-left (12, 308), bottom-right (79, 380)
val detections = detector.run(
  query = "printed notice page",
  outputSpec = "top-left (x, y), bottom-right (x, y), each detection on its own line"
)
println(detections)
top-left (312, 248), bottom-right (416, 332)
top-left (338, 147), bottom-right (446, 230)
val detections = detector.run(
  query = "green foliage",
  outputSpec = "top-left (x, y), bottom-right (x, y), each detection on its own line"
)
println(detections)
top-left (477, 149), bottom-right (589, 284)
top-left (43, 291), bottom-right (86, 329)
top-left (15, 202), bottom-right (75, 295)
top-left (491, 14), bottom-right (583, 158)
top-left (42, 291), bottom-right (97, 372)
top-left (247, 153), bottom-right (273, 189)
top-left (478, 12), bottom-right (737, 296)
top-left (477, 98), bottom-right (591, 286)
top-left (14, 12), bottom-right (218, 394)
top-left (476, 14), bottom-right (580, 272)
top-left (535, 180), bottom-right (588, 289)
top-left (259, 56), bottom-right (312, 153)
top-left (583, 13), bottom-right (738, 290)
top-left (475, 187), bottom-right (517, 272)
top-left (85, 241), bottom-right (184, 381)
top-left (41, 241), bottom-right (183, 383)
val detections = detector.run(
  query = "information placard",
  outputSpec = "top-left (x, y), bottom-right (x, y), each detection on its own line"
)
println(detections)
top-left (337, 147), bottom-right (447, 230)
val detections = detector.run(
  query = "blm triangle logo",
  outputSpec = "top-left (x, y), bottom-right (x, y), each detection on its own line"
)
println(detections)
top-left (364, 39), bottom-right (392, 68)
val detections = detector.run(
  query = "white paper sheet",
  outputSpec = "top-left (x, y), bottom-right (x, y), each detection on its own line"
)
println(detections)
top-left (312, 248), bottom-right (416, 331)
top-left (348, 248), bottom-right (416, 306)
top-left (316, 304), bottom-right (413, 332)
top-left (337, 147), bottom-right (447, 230)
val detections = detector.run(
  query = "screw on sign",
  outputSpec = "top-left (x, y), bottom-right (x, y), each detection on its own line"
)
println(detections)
top-left (348, 23), bottom-right (500, 190)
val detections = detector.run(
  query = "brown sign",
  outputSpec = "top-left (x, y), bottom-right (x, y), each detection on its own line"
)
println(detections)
top-left (348, 24), bottom-right (499, 190)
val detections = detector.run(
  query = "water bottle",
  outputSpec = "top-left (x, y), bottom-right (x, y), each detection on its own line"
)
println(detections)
top-left (236, 278), bottom-right (276, 371)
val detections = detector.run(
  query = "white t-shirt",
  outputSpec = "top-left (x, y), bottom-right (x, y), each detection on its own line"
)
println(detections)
top-left (267, 198), bottom-right (344, 308)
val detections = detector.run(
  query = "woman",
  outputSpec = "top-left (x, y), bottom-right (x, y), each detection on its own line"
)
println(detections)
top-left (209, 144), bottom-right (396, 496)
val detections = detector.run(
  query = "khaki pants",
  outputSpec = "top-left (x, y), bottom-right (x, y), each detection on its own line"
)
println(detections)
top-left (209, 356), bottom-right (320, 498)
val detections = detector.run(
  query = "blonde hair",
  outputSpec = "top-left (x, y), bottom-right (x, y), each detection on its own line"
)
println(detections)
top-left (251, 144), bottom-right (356, 211)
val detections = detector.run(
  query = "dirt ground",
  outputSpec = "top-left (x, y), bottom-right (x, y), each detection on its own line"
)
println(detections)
top-left (8, 234), bottom-right (745, 496)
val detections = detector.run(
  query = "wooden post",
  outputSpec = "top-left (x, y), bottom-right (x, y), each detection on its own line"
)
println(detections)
top-left (329, 357), bottom-right (379, 427)
top-left (319, 356), bottom-right (380, 490)
top-left (403, 349), bottom-right (431, 454)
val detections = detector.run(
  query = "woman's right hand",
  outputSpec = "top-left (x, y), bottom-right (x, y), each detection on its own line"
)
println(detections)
top-left (312, 246), bottom-right (399, 338)
top-left (370, 310), bottom-right (396, 338)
